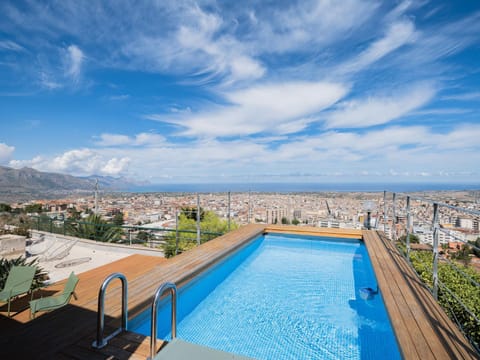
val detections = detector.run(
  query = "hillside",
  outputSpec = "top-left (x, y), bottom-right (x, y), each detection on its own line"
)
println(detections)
top-left (0, 166), bottom-right (137, 202)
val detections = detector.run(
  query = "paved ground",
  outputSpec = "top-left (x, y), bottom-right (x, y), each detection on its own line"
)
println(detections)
top-left (27, 232), bottom-right (165, 283)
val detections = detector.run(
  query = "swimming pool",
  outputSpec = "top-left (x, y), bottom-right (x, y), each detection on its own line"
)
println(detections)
top-left (130, 233), bottom-right (401, 359)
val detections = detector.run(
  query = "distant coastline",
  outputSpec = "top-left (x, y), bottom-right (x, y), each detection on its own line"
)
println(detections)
top-left (127, 182), bottom-right (480, 194)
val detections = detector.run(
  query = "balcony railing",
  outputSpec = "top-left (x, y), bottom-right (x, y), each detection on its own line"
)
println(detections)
top-left (382, 191), bottom-right (480, 352)
top-left (28, 215), bottom-right (223, 257)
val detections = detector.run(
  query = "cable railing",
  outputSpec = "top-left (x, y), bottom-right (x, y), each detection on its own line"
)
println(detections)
top-left (382, 191), bottom-right (480, 351)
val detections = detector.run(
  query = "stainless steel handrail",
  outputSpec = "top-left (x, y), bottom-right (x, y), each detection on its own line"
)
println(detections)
top-left (91, 273), bottom-right (128, 349)
top-left (149, 282), bottom-right (177, 360)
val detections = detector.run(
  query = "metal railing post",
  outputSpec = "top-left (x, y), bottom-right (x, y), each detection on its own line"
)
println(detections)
top-left (175, 211), bottom-right (179, 255)
top-left (392, 192), bottom-right (397, 241)
top-left (432, 203), bottom-right (440, 300)
top-left (92, 273), bottom-right (128, 349)
top-left (227, 191), bottom-right (231, 232)
top-left (405, 196), bottom-right (411, 261)
top-left (248, 191), bottom-right (251, 224)
top-left (196, 193), bottom-right (201, 246)
top-left (149, 282), bottom-right (177, 360)
top-left (383, 191), bottom-right (387, 233)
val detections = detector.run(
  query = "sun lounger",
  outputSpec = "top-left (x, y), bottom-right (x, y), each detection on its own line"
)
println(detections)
top-left (0, 265), bottom-right (36, 316)
top-left (30, 271), bottom-right (79, 319)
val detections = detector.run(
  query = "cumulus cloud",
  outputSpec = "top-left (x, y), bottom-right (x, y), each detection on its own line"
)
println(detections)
top-left (10, 149), bottom-right (130, 176)
top-left (0, 143), bottom-right (15, 164)
top-left (324, 83), bottom-right (436, 129)
top-left (8, 123), bottom-right (480, 181)
top-left (149, 81), bottom-right (348, 137)
top-left (102, 157), bottom-right (131, 175)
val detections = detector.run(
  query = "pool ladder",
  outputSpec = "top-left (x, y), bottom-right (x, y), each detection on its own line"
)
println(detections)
top-left (148, 282), bottom-right (177, 360)
top-left (92, 273), bottom-right (128, 349)
top-left (91, 272), bottom-right (178, 359)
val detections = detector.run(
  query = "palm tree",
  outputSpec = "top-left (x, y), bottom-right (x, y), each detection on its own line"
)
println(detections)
top-left (69, 214), bottom-right (124, 242)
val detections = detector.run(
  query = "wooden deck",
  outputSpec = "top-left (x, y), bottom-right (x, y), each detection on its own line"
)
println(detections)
top-left (363, 230), bottom-right (478, 360)
top-left (0, 225), bottom-right (477, 359)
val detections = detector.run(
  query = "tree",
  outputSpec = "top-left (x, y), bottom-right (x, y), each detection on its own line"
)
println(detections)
top-left (112, 212), bottom-right (124, 226)
top-left (67, 207), bottom-right (82, 220)
top-left (24, 203), bottom-right (43, 213)
top-left (292, 218), bottom-right (300, 226)
top-left (281, 217), bottom-right (290, 225)
top-left (181, 206), bottom-right (205, 221)
top-left (450, 244), bottom-right (471, 265)
top-left (162, 210), bottom-right (237, 258)
top-left (136, 230), bottom-right (154, 243)
top-left (399, 233), bottom-right (420, 244)
top-left (0, 203), bottom-right (12, 212)
top-left (470, 237), bottom-right (480, 258)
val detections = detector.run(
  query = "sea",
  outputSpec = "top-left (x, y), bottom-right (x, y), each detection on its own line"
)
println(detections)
top-left (127, 182), bottom-right (480, 194)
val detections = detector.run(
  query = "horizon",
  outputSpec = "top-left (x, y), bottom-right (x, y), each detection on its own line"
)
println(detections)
top-left (1, 1), bottom-right (480, 184)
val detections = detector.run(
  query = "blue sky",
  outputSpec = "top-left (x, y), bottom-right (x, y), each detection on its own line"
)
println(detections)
top-left (0, 1), bottom-right (479, 184)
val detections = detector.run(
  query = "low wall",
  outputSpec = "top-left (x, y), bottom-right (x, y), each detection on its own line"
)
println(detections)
top-left (0, 234), bottom-right (26, 260)
top-left (30, 230), bottom-right (164, 257)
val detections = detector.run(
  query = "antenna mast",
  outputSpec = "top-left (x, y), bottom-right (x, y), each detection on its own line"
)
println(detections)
top-left (94, 179), bottom-right (99, 214)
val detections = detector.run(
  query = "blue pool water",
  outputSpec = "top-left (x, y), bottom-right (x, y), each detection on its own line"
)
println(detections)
top-left (130, 234), bottom-right (401, 359)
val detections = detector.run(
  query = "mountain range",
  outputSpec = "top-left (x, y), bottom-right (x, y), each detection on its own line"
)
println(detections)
top-left (0, 165), bottom-right (143, 202)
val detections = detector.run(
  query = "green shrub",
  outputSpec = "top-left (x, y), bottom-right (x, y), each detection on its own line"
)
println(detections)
top-left (409, 250), bottom-right (480, 348)
top-left (0, 256), bottom-right (49, 290)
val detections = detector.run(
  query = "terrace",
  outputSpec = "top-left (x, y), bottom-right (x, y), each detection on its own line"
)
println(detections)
top-left (1, 223), bottom-right (478, 359)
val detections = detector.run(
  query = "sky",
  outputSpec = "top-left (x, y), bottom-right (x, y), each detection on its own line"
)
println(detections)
top-left (0, 0), bottom-right (479, 185)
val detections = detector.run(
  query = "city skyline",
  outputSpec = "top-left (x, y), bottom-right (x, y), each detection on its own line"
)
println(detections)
top-left (1, 1), bottom-right (480, 184)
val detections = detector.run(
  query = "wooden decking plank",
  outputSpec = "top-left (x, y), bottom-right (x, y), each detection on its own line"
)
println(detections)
top-left (369, 231), bottom-right (442, 360)
top-left (365, 230), bottom-right (432, 360)
top-left (362, 231), bottom-right (422, 359)
top-left (378, 232), bottom-right (478, 359)
top-left (375, 232), bottom-right (468, 360)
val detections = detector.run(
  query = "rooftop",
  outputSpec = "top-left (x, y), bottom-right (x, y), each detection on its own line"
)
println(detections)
top-left (1, 225), bottom-right (477, 359)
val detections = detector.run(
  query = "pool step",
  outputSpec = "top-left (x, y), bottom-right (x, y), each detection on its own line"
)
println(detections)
top-left (154, 338), bottom-right (255, 360)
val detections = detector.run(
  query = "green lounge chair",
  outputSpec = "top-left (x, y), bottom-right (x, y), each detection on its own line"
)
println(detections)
top-left (30, 271), bottom-right (79, 319)
top-left (0, 265), bottom-right (37, 317)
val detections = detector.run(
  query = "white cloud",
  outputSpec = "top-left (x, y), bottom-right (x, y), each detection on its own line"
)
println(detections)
top-left (442, 92), bottom-right (480, 101)
top-left (9, 123), bottom-right (480, 181)
top-left (122, 4), bottom-right (265, 85)
top-left (39, 71), bottom-right (62, 89)
top-left (65, 44), bottom-right (85, 80)
top-left (324, 83), bottom-right (435, 129)
top-left (108, 94), bottom-right (130, 101)
top-left (249, 0), bottom-right (379, 54)
top-left (0, 40), bottom-right (24, 51)
top-left (150, 81), bottom-right (348, 137)
top-left (95, 134), bottom-right (131, 147)
top-left (337, 20), bottom-right (417, 75)
top-left (134, 133), bottom-right (165, 146)
top-left (95, 133), bottom-right (165, 147)
top-left (102, 157), bottom-right (131, 175)
top-left (0, 143), bottom-right (15, 164)
top-left (10, 149), bottom-right (130, 176)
